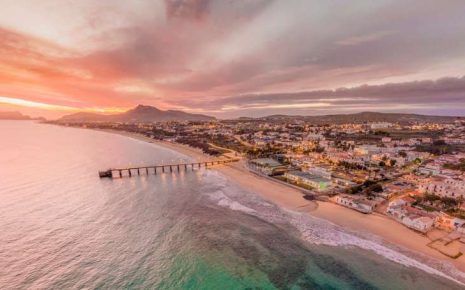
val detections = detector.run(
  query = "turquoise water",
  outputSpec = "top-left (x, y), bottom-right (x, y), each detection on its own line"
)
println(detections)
top-left (0, 121), bottom-right (463, 289)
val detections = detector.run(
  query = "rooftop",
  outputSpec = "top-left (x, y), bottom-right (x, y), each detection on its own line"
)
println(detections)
top-left (286, 170), bottom-right (331, 183)
top-left (250, 158), bottom-right (283, 167)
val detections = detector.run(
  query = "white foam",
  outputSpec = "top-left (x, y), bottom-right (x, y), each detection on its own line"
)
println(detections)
top-left (288, 211), bottom-right (465, 285)
top-left (203, 169), bottom-right (465, 286)
top-left (217, 198), bottom-right (257, 214)
top-left (204, 175), bottom-right (257, 214)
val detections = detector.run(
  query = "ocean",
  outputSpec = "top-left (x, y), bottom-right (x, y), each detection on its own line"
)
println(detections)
top-left (0, 121), bottom-right (464, 289)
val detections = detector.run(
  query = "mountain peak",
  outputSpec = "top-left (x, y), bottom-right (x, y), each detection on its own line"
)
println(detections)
top-left (58, 104), bottom-right (215, 123)
top-left (0, 111), bottom-right (31, 120)
top-left (130, 104), bottom-right (162, 113)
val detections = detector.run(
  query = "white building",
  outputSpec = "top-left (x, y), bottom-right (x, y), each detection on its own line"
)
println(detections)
top-left (402, 214), bottom-right (434, 233)
top-left (418, 178), bottom-right (465, 199)
top-left (370, 122), bottom-right (393, 129)
top-left (305, 133), bottom-right (325, 141)
top-left (307, 166), bottom-right (332, 179)
top-left (435, 213), bottom-right (465, 231)
top-left (386, 199), bottom-right (434, 233)
top-left (332, 178), bottom-right (357, 188)
top-left (354, 145), bottom-right (382, 156)
top-left (417, 164), bottom-right (441, 176)
top-left (334, 194), bottom-right (375, 213)
top-left (249, 158), bottom-right (287, 176)
top-left (444, 137), bottom-right (465, 145)
top-left (284, 171), bottom-right (331, 191)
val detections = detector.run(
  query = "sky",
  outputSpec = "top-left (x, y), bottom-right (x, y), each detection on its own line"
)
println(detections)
top-left (1, 0), bottom-right (465, 119)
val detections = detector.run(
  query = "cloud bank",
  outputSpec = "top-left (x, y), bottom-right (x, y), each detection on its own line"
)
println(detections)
top-left (1, 0), bottom-right (465, 117)
top-left (172, 76), bottom-right (465, 117)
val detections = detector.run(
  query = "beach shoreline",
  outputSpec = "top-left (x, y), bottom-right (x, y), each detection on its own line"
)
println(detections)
top-left (95, 128), bottom-right (465, 275)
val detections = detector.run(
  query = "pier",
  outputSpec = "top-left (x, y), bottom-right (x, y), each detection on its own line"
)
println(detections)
top-left (98, 158), bottom-right (239, 178)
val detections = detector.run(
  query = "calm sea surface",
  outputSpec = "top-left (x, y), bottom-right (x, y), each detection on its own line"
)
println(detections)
top-left (0, 121), bottom-right (464, 289)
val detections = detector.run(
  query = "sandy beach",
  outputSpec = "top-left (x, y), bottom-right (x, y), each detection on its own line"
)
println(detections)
top-left (98, 128), bottom-right (465, 273)
top-left (222, 160), bottom-right (465, 273)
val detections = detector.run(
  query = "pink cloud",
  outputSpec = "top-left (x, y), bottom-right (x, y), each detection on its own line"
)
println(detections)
top-left (1, 1), bottom-right (465, 118)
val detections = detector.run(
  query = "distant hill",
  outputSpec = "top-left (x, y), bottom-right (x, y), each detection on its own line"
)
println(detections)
top-left (0, 111), bottom-right (31, 120)
top-left (256, 112), bottom-right (459, 124)
top-left (58, 105), bottom-right (215, 123)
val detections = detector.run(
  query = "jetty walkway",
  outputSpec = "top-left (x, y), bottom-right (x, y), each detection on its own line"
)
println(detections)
top-left (99, 158), bottom-right (239, 178)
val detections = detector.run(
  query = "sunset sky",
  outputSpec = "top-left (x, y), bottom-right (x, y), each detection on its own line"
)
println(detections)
top-left (1, 0), bottom-right (465, 119)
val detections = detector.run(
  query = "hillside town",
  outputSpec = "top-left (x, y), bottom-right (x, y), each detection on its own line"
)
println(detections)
top-left (53, 116), bottom-right (465, 258)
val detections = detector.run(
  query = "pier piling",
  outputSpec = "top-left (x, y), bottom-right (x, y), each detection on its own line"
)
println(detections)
top-left (99, 158), bottom-right (238, 179)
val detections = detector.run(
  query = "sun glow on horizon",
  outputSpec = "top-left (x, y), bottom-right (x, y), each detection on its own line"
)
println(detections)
top-left (0, 96), bottom-right (127, 114)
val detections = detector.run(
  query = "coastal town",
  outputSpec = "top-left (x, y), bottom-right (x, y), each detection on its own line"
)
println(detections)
top-left (53, 115), bottom-right (465, 259)
top-left (5, 1), bottom-right (465, 288)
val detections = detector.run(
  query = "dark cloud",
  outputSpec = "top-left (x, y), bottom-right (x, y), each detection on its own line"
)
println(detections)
top-left (168, 76), bottom-right (465, 117)
top-left (143, 0), bottom-right (465, 97)
top-left (2, 0), bottom-right (465, 117)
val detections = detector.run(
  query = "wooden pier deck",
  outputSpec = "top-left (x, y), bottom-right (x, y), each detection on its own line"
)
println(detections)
top-left (99, 158), bottom-right (239, 178)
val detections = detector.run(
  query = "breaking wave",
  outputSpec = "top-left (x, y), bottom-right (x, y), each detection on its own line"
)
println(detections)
top-left (201, 169), bottom-right (465, 286)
